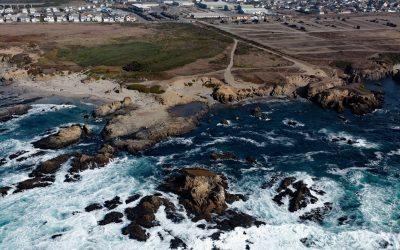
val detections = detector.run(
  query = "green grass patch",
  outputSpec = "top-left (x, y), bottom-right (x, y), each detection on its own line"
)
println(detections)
top-left (53, 23), bottom-right (232, 81)
top-left (331, 60), bottom-right (353, 73)
top-left (127, 83), bottom-right (165, 94)
top-left (376, 53), bottom-right (400, 64)
top-left (235, 42), bottom-right (254, 55)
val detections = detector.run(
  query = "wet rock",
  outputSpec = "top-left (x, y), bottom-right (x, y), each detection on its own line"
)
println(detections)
top-left (251, 106), bottom-right (262, 117)
top-left (170, 237), bottom-right (187, 249)
top-left (273, 177), bottom-right (318, 212)
top-left (126, 194), bottom-right (141, 204)
top-left (122, 223), bottom-right (149, 241)
top-left (33, 124), bottom-right (90, 149)
top-left (210, 231), bottom-right (221, 240)
top-left (393, 70), bottom-right (400, 83)
top-left (299, 202), bottom-right (333, 223)
top-left (245, 156), bottom-right (257, 164)
top-left (159, 168), bottom-right (230, 221)
top-left (125, 195), bottom-right (179, 228)
top-left (85, 203), bottom-right (103, 212)
top-left (377, 239), bottom-right (390, 248)
top-left (211, 210), bottom-right (265, 231)
top-left (210, 151), bottom-right (238, 161)
top-left (4, 154), bottom-right (72, 194)
top-left (104, 196), bottom-right (122, 210)
top-left (14, 176), bottom-right (54, 193)
top-left (347, 139), bottom-right (357, 145)
top-left (300, 237), bottom-right (317, 247)
top-left (337, 214), bottom-right (356, 225)
top-left (29, 154), bottom-right (72, 178)
top-left (0, 104), bottom-right (31, 122)
top-left (8, 150), bottom-right (28, 160)
top-left (286, 120), bottom-right (298, 127)
top-left (98, 211), bottom-right (124, 225)
top-left (220, 119), bottom-right (230, 126)
top-left (261, 174), bottom-right (282, 189)
top-left (123, 195), bottom-right (180, 241)
top-left (0, 158), bottom-right (6, 166)
top-left (225, 193), bottom-right (247, 204)
top-left (15, 151), bottom-right (46, 162)
top-left (65, 145), bottom-right (115, 181)
top-left (111, 115), bottom-right (203, 153)
top-left (93, 97), bottom-right (134, 118)
top-left (277, 177), bottom-right (296, 192)
top-left (0, 186), bottom-right (11, 196)
top-left (51, 234), bottom-right (63, 239)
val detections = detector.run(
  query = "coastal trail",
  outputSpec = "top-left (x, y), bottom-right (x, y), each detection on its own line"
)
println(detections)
top-left (224, 39), bottom-right (238, 86)
top-left (199, 21), bottom-right (327, 77)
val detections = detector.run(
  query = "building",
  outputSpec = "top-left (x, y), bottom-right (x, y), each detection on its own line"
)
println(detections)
top-left (131, 3), bottom-right (159, 12)
top-left (173, 1), bottom-right (194, 7)
top-left (197, 1), bottom-right (234, 10)
top-left (238, 5), bottom-right (272, 15)
top-left (189, 12), bottom-right (228, 19)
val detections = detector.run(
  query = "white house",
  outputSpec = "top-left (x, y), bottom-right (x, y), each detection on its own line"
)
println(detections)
top-left (44, 15), bottom-right (55, 23)
top-left (94, 14), bottom-right (103, 22)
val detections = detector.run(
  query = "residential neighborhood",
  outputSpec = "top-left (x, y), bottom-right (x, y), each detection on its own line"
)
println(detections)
top-left (0, 0), bottom-right (399, 24)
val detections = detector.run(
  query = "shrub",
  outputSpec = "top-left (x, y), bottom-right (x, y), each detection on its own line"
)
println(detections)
top-left (127, 83), bottom-right (165, 94)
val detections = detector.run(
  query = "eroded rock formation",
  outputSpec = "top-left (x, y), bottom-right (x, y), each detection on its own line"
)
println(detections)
top-left (93, 97), bottom-right (134, 117)
top-left (33, 124), bottom-right (90, 149)
top-left (0, 104), bottom-right (31, 122)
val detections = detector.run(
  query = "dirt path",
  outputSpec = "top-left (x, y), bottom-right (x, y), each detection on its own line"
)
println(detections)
top-left (224, 39), bottom-right (238, 85)
top-left (201, 22), bottom-right (326, 77)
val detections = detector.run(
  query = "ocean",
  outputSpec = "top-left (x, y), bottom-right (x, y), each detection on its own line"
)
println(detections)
top-left (0, 78), bottom-right (399, 249)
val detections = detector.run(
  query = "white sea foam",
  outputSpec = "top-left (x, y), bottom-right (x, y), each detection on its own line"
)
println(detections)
top-left (282, 118), bottom-right (305, 128)
top-left (388, 149), bottom-right (400, 156)
top-left (201, 136), bottom-right (266, 147)
top-left (156, 137), bottom-right (194, 147)
top-left (1, 158), bottom-right (399, 249)
top-left (319, 128), bottom-right (379, 149)
top-left (240, 131), bottom-right (295, 147)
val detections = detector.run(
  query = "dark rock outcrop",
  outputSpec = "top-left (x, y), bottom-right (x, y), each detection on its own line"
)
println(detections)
top-left (12, 154), bottom-right (72, 193)
top-left (113, 116), bottom-right (203, 154)
top-left (98, 211), bottom-right (124, 225)
top-left (29, 154), bottom-right (72, 178)
top-left (210, 151), bottom-right (238, 161)
top-left (121, 223), bottom-right (149, 242)
top-left (0, 104), bottom-right (31, 122)
top-left (0, 186), bottom-right (11, 197)
top-left (85, 203), bottom-right (103, 212)
top-left (251, 106), bottom-right (263, 118)
top-left (273, 177), bottom-right (318, 212)
top-left (299, 202), bottom-right (333, 223)
top-left (170, 237), bottom-right (187, 249)
top-left (308, 85), bottom-right (383, 115)
top-left (159, 168), bottom-right (245, 222)
top-left (126, 194), bottom-right (141, 204)
top-left (33, 124), bottom-right (90, 149)
top-left (104, 196), bottom-right (122, 210)
top-left (65, 145), bottom-right (115, 182)
top-left (393, 69), bottom-right (400, 83)
top-left (123, 195), bottom-right (180, 241)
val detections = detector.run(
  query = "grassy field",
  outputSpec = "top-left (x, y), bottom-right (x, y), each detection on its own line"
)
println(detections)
top-left (49, 23), bottom-right (232, 81)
